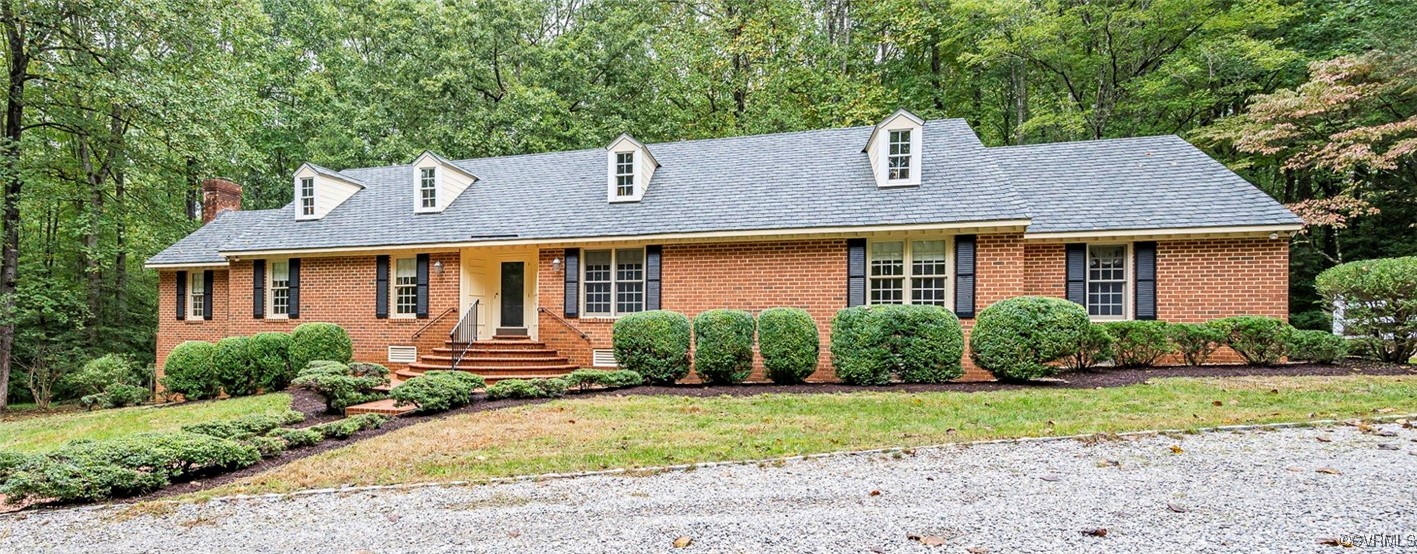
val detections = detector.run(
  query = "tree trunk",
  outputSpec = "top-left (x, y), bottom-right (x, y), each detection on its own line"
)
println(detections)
top-left (113, 167), bottom-right (127, 326)
top-left (0, 0), bottom-right (30, 411)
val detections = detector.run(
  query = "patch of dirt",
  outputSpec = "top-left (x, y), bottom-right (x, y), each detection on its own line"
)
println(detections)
top-left (0, 403), bottom-right (84, 423)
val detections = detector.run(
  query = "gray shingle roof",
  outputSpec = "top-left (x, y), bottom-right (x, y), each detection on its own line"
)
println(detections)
top-left (147, 120), bottom-right (1299, 266)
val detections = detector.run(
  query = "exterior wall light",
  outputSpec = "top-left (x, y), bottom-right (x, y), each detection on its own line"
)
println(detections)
top-left (433, 260), bottom-right (444, 274)
top-left (551, 257), bottom-right (562, 272)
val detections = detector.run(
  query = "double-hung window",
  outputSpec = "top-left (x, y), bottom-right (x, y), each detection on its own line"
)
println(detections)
top-left (299, 178), bottom-right (315, 216)
top-left (189, 273), bottom-right (205, 319)
top-left (270, 261), bottom-right (291, 317)
top-left (393, 258), bottom-right (417, 316)
top-left (583, 248), bottom-right (645, 316)
top-left (1086, 244), bottom-right (1127, 318)
top-left (868, 239), bottom-right (949, 307)
top-left (419, 168), bottom-right (437, 209)
top-left (887, 130), bottom-right (911, 181)
top-left (614, 152), bottom-right (634, 197)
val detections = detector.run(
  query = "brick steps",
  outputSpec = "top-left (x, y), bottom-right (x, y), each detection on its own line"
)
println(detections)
top-left (345, 398), bottom-right (417, 416)
top-left (400, 335), bottom-right (577, 383)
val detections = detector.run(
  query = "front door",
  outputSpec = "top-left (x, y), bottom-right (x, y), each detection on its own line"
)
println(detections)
top-left (500, 261), bottom-right (525, 328)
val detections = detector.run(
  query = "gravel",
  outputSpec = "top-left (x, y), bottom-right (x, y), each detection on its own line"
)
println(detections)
top-left (3, 422), bottom-right (1415, 553)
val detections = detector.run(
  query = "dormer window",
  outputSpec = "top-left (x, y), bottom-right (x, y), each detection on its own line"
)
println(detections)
top-left (615, 152), bottom-right (634, 197)
top-left (606, 134), bottom-right (657, 203)
top-left (864, 109), bottom-right (924, 188)
top-left (419, 167), bottom-right (437, 208)
top-left (409, 151), bottom-right (477, 214)
top-left (299, 177), bottom-right (315, 216)
top-left (888, 130), bottom-right (912, 180)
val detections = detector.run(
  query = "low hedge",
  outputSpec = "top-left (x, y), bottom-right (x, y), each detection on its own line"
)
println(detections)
top-left (693, 309), bottom-right (756, 385)
top-left (757, 307), bottom-right (820, 384)
top-left (213, 336), bottom-right (260, 397)
top-left (310, 413), bottom-right (389, 440)
top-left (267, 427), bottom-right (322, 448)
top-left (0, 432), bottom-right (260, 503)
top-left (1167, 323), bottom-right (1225, 366)
top-left (391, 371), bottom-right (487, 413)
top-left (612, 311), bottom-right (692, 384)
top-left (160, 341), bottom-right (221, 400)
top-left (830, 305), bottom-right (965, 385)
top-left (564, 369), bottom-right (643, 391)
top-left (1212, 316), bottom-right (1288, 366)
top-left (291, 361), bottom-right (389, 413)
top-left (181, 411), bottom-right (306, 440)
top-left (1285, 329), bottom-right (1349, 364)
top-left (248, 331), bottom-right (295, 391)
top-left (970, 296), bottom-right (1090, 381)
top-left (485, 377), bottom-right (570, 400)
top-left (288, 323), bottom-right (354, 373)
top-left (1105, 321), bottom-right (1174, 368)
top-left (243, 435), bottom-right (288, 458)
top-left (1062, 323), bottom-right (1114, 371)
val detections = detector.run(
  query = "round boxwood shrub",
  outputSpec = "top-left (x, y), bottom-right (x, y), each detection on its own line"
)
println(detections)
top-left (830, 305), bottom-right (965, 385)
top-left (970, 296), bottom-right (1090, 381)
top-left (1062, 323), bottom-right (1115, 371)
top-left (612, 310), bottom-right (692, 385)
top-left (288, 322), bottom-right (353, 372)
top-left (1167, 322), bottom-right (1225, 366)
top-left (1104, 320), bottom-right (1175, 368)
top-left (757, 307), bottom-right (820, 384)
top-left (212, 336), bottom-right (260, 397)
top-left (248, 331), bottom-right (294, 391)
top-left (1211, 315), bottom-right (1289, 366)
top-left (1285, 329), bottom-right (1349, 364)
top-left (160, 341), bottom-right (221, 400)
top-left (1315, 256), bottom-right (1417, 363)
top-left (69, 354), bottom-right (145, 396)
top-left (693, 309), bottom-right (756, 385)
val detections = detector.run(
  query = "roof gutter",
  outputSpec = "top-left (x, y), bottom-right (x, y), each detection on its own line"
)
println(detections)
top-left (1023, 223), bottom-right (1303, 241)
top-left (144, 261), bottom-right (230, 270)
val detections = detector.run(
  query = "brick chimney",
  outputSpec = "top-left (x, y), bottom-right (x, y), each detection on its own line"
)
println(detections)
top-left (201, 178), bottom-right (242, 224)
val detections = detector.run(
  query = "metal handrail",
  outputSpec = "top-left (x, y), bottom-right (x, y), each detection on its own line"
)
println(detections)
top-left (537, 307), bottom-right (590, 341)
top-left (411, 306), bottom-right (457, 340)
top-left (449, 300), bottom-right (479, 371)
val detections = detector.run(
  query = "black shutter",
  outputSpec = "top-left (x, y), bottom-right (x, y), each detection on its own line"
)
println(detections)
top-left (202, 270), bottom-right (214, 320)
top-left (1065, 243), bottom-right (1087, 306)
top-left (175, 270), bottom-right (187, 321)
top-left (645, 245), bottom-right (662, 311)
top-left (415, 253), bottom-right (429, 318)
top-left (287, 258), bottom-right (301, 319)
top-left (252, 260), bottom-right (265, 319)
top-left (954, 235), bottom-right (976, 318)
top-left (846, 239), bottom-right (867, 307)
top-left (375, 255), bottom-right (390, 319)
top-left (1134, 241), bottom-right (1158, 320)
top-left (563, 249), bottom-right (580, 318)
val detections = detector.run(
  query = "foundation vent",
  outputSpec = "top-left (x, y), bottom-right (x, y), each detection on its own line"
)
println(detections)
top-left (387, 345), bottom-right (418, 364)
top-left (591, 349), bottom-right (619, 368)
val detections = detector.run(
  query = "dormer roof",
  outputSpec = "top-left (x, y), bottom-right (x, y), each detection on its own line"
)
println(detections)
top-left (862, 109), bottom-right (925, 153)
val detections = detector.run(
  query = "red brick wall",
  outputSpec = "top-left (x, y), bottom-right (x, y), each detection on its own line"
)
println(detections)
top-left (156, 270), bottom-right (232, 370)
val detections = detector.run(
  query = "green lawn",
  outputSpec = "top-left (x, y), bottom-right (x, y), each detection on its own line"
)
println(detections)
top-left (0, 394), bottom-right (293, 454)
top-left (197, 374), bottom-right (1417, 499)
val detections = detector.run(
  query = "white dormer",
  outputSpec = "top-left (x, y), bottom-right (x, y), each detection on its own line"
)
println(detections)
top-left (410, 151), bottom-right (478, 214)
top-left (606, 134), bottom-right (658, 203)
top-left (293, 163), bottom-right (366, 220)
top-left (863, 109), bottom-right (924, 188)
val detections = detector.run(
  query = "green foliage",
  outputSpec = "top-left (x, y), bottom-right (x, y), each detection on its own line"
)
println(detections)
top-left (612, 311), bottom-right (692, 385)
top-left (0, 433), bottom-right (260, 503)
top-left (391, 371), bottom-right (486, 413)
top-left (1104, 321), bottom-right (1175, 368)
top-left (564, 369), bottom-right (643, 391)
top-left (243, 435), bottom-right (289, 458)
top-left (1285, 329), bottom-right (1350, 364)
top-left (1063, 324), bottom-right (1115, 371)
top-left (288, 323), bottom-right (354, 372)
top-left (79, 383), bottom-right (151, 410)
top-left (310, 414), bottom-right (389, 440)
top-left (1167, 323), bottom-right (1227, 366)
top-left (756, 307), bottom-right (820, 384)
top-left (291, 362), bottom-right (388, 414)
top-left (248, 332), bottom-right (295, 392)
top-left (0, 451), bottom-right (30, 482)
top-left (267, 427), bottom-right (323, 449)
top-left (830, 305), bottom-right (965, 385)
top-left (68, 354), bottom-right (145, 396)
top-left (970, 297), bottom-right (1091, 381)
top-left (1316, 256), bottom-right (1417, 363)
top-left (160, 341), bottom-right (221, 401)
top-left (181, 410), bottom-right (305, 440)
top-left (485, 378), bottom-right (570, 400)
top-left (1211, 316), bottom-right (1290, 366)
top-left (692, 310), bottom-right (757, 385)
top-left (212, 336), bottom-right (260, 397)
top-left (1289, 310), bottom-right (1333, 332)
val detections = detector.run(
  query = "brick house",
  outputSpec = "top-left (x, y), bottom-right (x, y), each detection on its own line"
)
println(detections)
top-left (146, 110), bottom-right (1301, 382)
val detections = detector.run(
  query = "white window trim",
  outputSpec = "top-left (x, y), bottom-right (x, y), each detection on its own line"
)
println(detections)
top-left (418, 167), bottom-right (437, 210)
top-left (267, 259), bottom-right (291, 320)
top-left (188, 272), bottom-right (206, 320)
top-left (391, 257), bottom-right (418, 319)
top-left (613, 152), bottom-right (634, 198)
top-left (866, 237), bottom-right (953, 309)
top-left (1085, 243), bottom-right (1134, 322)
top-left (298, 177), bottom-right (316, 217)
top-left (580, 247), bottom-right (646, 318)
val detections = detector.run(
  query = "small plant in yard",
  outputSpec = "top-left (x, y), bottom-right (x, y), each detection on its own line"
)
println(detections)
top-left (181, 410), bottom-right (306, 440)
top-left (970, 296), bottom-right (1090, 381)
top-left (612, 310), bottom-right (692, 384)
top-left (243, 435), bottom-right (289, 458)
top-left (1167, 323), bottom-right (1225, 366)
top-left (564, 369), bottom-right (643, 391)
top-left (756, 307), bottom-right (819, 384)
top-left (1062, 324), bottom-right (1114, 371)
top-left (693, 309), bottom-right (757, 385)
top-left (80, 383), bottom-right (150, 410)
top-left (161, 341), bottom-right (222, 400)
top-left (213, 336), bottom-right (260, 397)
top-left (485, 377), bottom-right (570, 400)
top-left (1285, 329), bottom-right (1349, 364)
top-left (17, 345), bottom-right (80, 410)
top-left (830, 305), bottom-right (965, 385)
top-left (391, 371), bottom-right (486, 413)
top-left (291, 361), bottom-right (389, 414)
top-left (310, 413), bottom-right (389, 440)
top-left (248, 331), bottom-right (295, 391)
top-left (1211, 316), bottom-right (1289, 366)
top-left (1105, 321), bottom-right (1175, 368)
top-left (288, 322), bottom-right (354, 373)
top-left (1315, 256), bottom-right (1417, 363)
top-left (0, 451), bottom-right (30, 482)
top-left (268, 427), bottom-right (323, 448)
top-left (71, 354), bottom-right (151, 410)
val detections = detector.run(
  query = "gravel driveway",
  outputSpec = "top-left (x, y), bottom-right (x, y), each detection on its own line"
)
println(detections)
top-left (3, 422), bottom-right (1414, 553)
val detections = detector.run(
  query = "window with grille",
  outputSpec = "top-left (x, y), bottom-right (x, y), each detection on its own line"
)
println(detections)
top-left (299, 178), bottom-right (315, 216)
top-left (615, 152), bottom-right (634, 197)
top-left (189, 273), bottom-right (205, 319)
top-left (419, 168), bottom-right (437, 208)
top-left (1087, 245), bottom-right (1127, 318)
top-left (887, 130), bottom-right (911, 180)
top-left (869, 241), bottom-right (904, 304)
top-left (394, 258), bottom-right (417, 315)
top-left (910, 240), bottom-right (947, 306)
top-left (869, 239), bottom-right (950, 307)
top-left (583, 248), bottom-right (645, 316)
top-left (270, 261), bottom-right (290, 316)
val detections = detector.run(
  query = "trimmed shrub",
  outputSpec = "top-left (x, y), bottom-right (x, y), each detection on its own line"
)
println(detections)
top-left (564, 369), bottom-right (643, 391)
top-left (288, 323), bottom-right (354, 372)
top-left (348, 362), bottom-right (391, 379)
top-left (0, 432), bottom-right (260, 502)
top-left (181, 411), bottom-right (306, 440)
top-left (291, 361), bottom-right (389, 413)
top-left (612, 311), bottom-right (692, 384)
top-left (391, 371), bottom-right (486, 413)
top-left (1105, 321), bottom-right (1174, 368)
top-left (1167, 323), bottom-right (1225, 366)
top-left (485, 377), bottom-right (570, 400)
top-left (79, 383), bottom-right (150, 410)
top-left (1315, 256), bottom-right (1417, 363)
top-left (0, 451), bottom-right (29, 482)
top-left (267, 427), bottom-right (322, 448)
top-left (757, 307), bottom-right (820, 384)
top-left (1062, 324), bottom-right (1115, 371)
top-left (830, 305), bottom-right (965, 385)
top-left (68, 354), bottom-right (145, 396)
top-left (243, 435), bottom-right (288, 458)
top-left (248, 332), bottom-right (295, 391)
top-left (1285, 329), bottom-right (1349, 364)
top-left (213, 336), bottom-right (260, 397)
top-left (693, 309), bottom-right (756, 385)
top-left (160, 341), bottom-right (221, 400)
top-left (1212, 316), bottom-right (1289, 366)
top-left (970, 296), bottom-right (1091, 381)
top-left (310, 414), bottom-right (389, 440)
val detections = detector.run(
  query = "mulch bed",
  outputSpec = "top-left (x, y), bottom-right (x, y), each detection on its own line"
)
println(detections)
top-left (61, 360), bottom-right (1417, 505)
